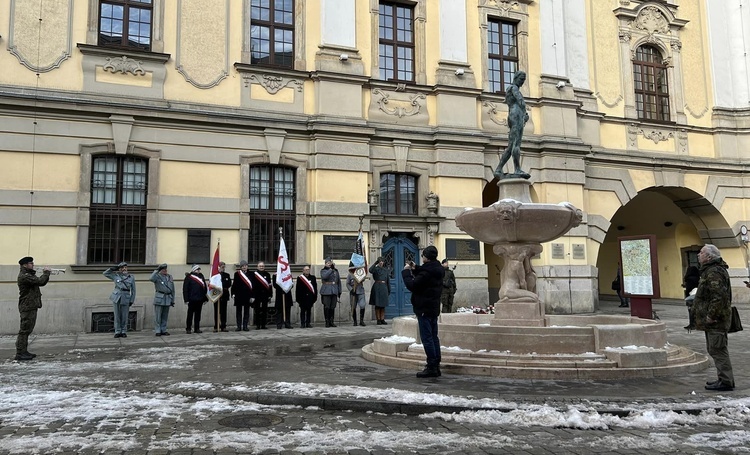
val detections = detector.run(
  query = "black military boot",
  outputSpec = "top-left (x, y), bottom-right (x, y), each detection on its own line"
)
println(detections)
top-left (416, 366), bottom-right (439, 378)
top-left (359, 309), bottom-right (366, 326)
top-left (352, 308), bottom-right (358, 326)
top-left (324, 308), bottom-right (331, 327)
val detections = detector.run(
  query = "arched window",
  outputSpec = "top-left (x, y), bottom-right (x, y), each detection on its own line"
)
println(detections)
top-left (380, 173), bottom-right (417, 215)
top-left (633, 45), bottom-right (670, 121)
top-left (88, 155), bottom-right (148, 263)
top-left (249, 165), bottom-right (296, 263)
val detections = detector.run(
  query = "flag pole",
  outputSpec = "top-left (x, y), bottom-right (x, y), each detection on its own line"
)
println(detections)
top-left (216, 238), bottom-right (221, 332)
top-left (279, 226), bottom-right (286, 325)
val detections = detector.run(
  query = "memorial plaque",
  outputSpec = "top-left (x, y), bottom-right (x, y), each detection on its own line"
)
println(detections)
top-left (323, 235), bottom-right (358, 260)
top-left (572, 244), bottom-right (585, 259)
top-left (551, 243), bottom-right (565, 259)
top-left (445, 238), bottom-right (481, 261)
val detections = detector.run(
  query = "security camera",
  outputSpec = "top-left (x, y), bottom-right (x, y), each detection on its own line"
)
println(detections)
top-left (556, 81), bottom-right (566, 89)
top-left (339, 53), bottom-right (349, 61)
top-left (455, 68), bottom-right (465, 76)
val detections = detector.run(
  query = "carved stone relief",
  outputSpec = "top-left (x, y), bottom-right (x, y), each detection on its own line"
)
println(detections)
top-left (8, 0), bottom-right (73, 72)
top-left (103, 56), bottom-right (146, 76)
top-left (244, 74), bottom-right (304, 94)
top-left (372, 89), bottom-right (426, 118)
top-left (634, 6), bottom-right (670, 36)
top-left (368, 87), bottom-right (429, 125)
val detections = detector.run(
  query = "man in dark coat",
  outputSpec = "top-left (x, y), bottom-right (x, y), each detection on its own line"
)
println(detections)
top-left (16, 256), bottom-right (51, 361)
top-left (251, 261), bottom-right (273, 329)
top-left (213, 262), bottom-right (232, 332)
top-left (231, 260), bottom-right (254, 331)
top-left (182, 265), bottom-right (208, 334)
top-left (295, 265), bottom-right (317, 328)
top-left (693, 244), bottom-right (734, 391)
top-left (401, 245), bottom-right (444, 378)
top-left (369, 257), bottom-right (390, 324)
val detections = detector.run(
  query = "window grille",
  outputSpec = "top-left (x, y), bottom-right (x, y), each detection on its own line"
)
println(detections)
top-left (249, 166), bottom-right (296, 263)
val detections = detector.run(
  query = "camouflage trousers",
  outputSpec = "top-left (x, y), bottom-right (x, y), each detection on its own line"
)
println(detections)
top-left (16, 309), bottom-right (38, 355)
top-left (440, 293), bottom-right (454, 314)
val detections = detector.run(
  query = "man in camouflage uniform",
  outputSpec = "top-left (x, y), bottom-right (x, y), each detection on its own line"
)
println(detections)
top-left (16, 256), bottom-right (51, 361)
top-left (440, 259), bottom-right (457, 313)
top-left (693, 244), bottom-right (734, 391)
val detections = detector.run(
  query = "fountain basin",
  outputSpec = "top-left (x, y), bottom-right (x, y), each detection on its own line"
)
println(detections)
top-left (361, 315), bottom-right (709, 380)
top-left (455, 200), bottom-right (582, 244)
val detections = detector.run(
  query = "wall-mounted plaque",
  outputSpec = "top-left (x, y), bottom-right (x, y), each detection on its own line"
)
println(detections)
top-left (551, 243), bottom-right (565, 259)
top-left (323, 235), bottom-right (357, 260)
top-left (572, 244), bottom-right (585, 260)
top-left (445, 238), bottom-right (481, 261)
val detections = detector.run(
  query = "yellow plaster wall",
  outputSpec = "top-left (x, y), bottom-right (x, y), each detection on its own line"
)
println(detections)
top-left (675, 223), bottom-right (702, 248)
top-left (526, 1), bottom-right (541, 99)
top-left (543, 237), bottom-right (589, 266)
top-left (721, 248), bottom-right (746, 269)
top-left (160, 1), bottom-right (241, 106)
top-left (312, 170), bottom-right (367, 203)
top-left (656, 237), bottom-right (684, 298)
top-left (589, 0), bottom-right (624, 118)
top-left (159, 162), bottom-right (240, 198)
top-left (586, 189), bottom-right (621, 221)
top-left (688, 132), bottom-right (715, 158)
top-left (683, 173), bottom-right (708, 196)
top-left (0, 3), bottom-right (86, 92)
top-left (466, 1), bottom-right (481, 90)
top-left (356, 0), bottom-right (372, 76)
top-left (536, 183), bottom-right (584, 207)
top-left (434, 178), bottom-right (483, 207)
top-left (720, 199), bottom-right (746, 228)
top-left (680, 0), bottom-right (713, 129)
top-left (211, 230), bottom-right (240, 266)
top-left (0, 152), bottom-right (79, 191)
top-left (628, 169), bottom-right (656, 192)
top-left (0, 226), bottom-right (76, 265)
top-left (157, 229), bottom-right (188, 264)
top-left (600, 123), bottom-right (627, 151)
top-left (425, 1), bottom-right (440, 87)
top-left (305, 1), bottom-right (322, 70)
top-left (636, 137), bottom-right (675, 154)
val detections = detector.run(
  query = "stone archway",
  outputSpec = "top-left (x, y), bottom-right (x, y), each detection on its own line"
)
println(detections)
top-left (596, 186), bottom-right (737, 300)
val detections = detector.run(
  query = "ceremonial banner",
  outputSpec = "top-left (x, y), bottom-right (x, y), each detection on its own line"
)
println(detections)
top-left (351, 227), bottom-right (367, 283)
top-left (207, 243), bottom-right (223, 303)
top-left (276, 237), bottom-right (294, 292)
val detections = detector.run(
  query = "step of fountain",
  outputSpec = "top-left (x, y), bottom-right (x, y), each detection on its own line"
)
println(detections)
top-left (362, 341), bottom-right (710, 380)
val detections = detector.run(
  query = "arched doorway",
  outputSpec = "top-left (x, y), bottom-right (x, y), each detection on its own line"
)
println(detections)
top-left (381, 233), bottom-right (419, 318)
top-left (597, 187), bottom-right (737, 300)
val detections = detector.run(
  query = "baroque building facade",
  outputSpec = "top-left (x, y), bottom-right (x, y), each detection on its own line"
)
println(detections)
top-left (1, 0), bottom-right (749, 334)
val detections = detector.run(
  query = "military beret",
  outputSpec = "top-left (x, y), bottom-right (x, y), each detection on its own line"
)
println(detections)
top-left (18, 256), bottom-right (33, 265)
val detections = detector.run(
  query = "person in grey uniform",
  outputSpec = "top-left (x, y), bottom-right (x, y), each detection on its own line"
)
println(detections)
top-left (347, 265), bottom-right (366, 326)
top-left (320, 258), bottom-right (341, 327)
top-left (103, 262), bottom-right (136, 338)
top-left (150, 263), bottom-right (174, 336)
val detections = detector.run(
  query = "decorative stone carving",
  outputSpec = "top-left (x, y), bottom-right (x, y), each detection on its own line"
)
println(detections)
top-left (618, 30), bottom-right (632, 43)
top-left (244, 74), bottom-right (304, 94)
top-left (483, 101), bottom-right (509, 127)
top-left (372, 89), bottom-right (426, 118)
top-left (8, 0), bottom-right (73, 73)
top-left (634, 6), bottom-right (670, 35)
top-left (103, 56), bottom-right (146, 76)
top-left (677, 129), bottom-right (688, 154)
top-left (594, 92), bottom-right (624, 109)
top-left (670, 39), bottom-right (682, 51)
top-left (426, 191), bottom-right (439, 216)
top-left (368, 189), bottom-right (379, 215)
top-left (685, 104), bottom-right (709, 119)
top-left (176, 0), bottom-right (229, 89)
top-left (628, 123), bottom-right (639, 148)
top-left (481, 0), bottom-right (520, 16)
top-left (641, 129), bottom-right (674, 144)
top-left (628, 123), bottom-right (674, 145)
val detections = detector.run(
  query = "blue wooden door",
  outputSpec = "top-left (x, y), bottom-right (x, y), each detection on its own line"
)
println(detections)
top-left (381, 236), bottom-right (419, 318)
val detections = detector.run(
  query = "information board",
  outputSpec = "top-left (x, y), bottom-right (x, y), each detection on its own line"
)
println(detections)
top-left (323, 235), bottom-right (358, 260)
top-left (619, 235), bottom-right (660, 298)
top-left (445, 238), bottom-right (481, 261)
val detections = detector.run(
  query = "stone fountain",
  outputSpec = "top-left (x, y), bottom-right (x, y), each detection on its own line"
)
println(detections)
top-left (362, 72), bottom-right (707, 379)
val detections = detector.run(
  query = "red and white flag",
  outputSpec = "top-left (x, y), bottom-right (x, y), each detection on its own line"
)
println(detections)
top-left (276, 237), bottom-right (293, 293)
top-left (207, 243), bottom-right (223, 302)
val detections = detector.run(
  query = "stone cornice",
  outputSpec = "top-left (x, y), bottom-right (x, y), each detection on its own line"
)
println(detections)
top-left (76, 43), bottom-right (170, 63)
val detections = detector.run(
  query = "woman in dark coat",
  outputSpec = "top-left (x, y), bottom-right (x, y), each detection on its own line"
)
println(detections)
top-left (369, 257), bottom-right (390, 324)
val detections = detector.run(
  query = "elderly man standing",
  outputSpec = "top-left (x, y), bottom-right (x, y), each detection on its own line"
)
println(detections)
top-left (16, 256), bottom-right (51, 361)
top-left (104, 262), bottom-right (136, 338)
top-left (693, 244), bottom-right (735, 392)
top-left (150, 264), bottom-right (174, 336)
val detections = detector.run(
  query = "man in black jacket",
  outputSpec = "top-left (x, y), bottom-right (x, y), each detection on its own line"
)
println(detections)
top-left (401, 245), bottom-right (444, 378)
top-left (183, 265), bottom-right (208, 334)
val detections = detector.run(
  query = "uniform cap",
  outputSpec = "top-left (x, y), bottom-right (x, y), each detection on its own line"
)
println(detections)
top-left (18, 256), bottom-right (33, 265)
top-left (157, 263), bottom-right (168, 271)
top-left (117, 262), bottom-right (128, 269)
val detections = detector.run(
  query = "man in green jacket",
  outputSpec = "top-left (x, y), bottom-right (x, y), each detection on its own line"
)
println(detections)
top-left (693, 244), bottom-right (734, 391)
top-left (16, 256), bottom-right (50, 361)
